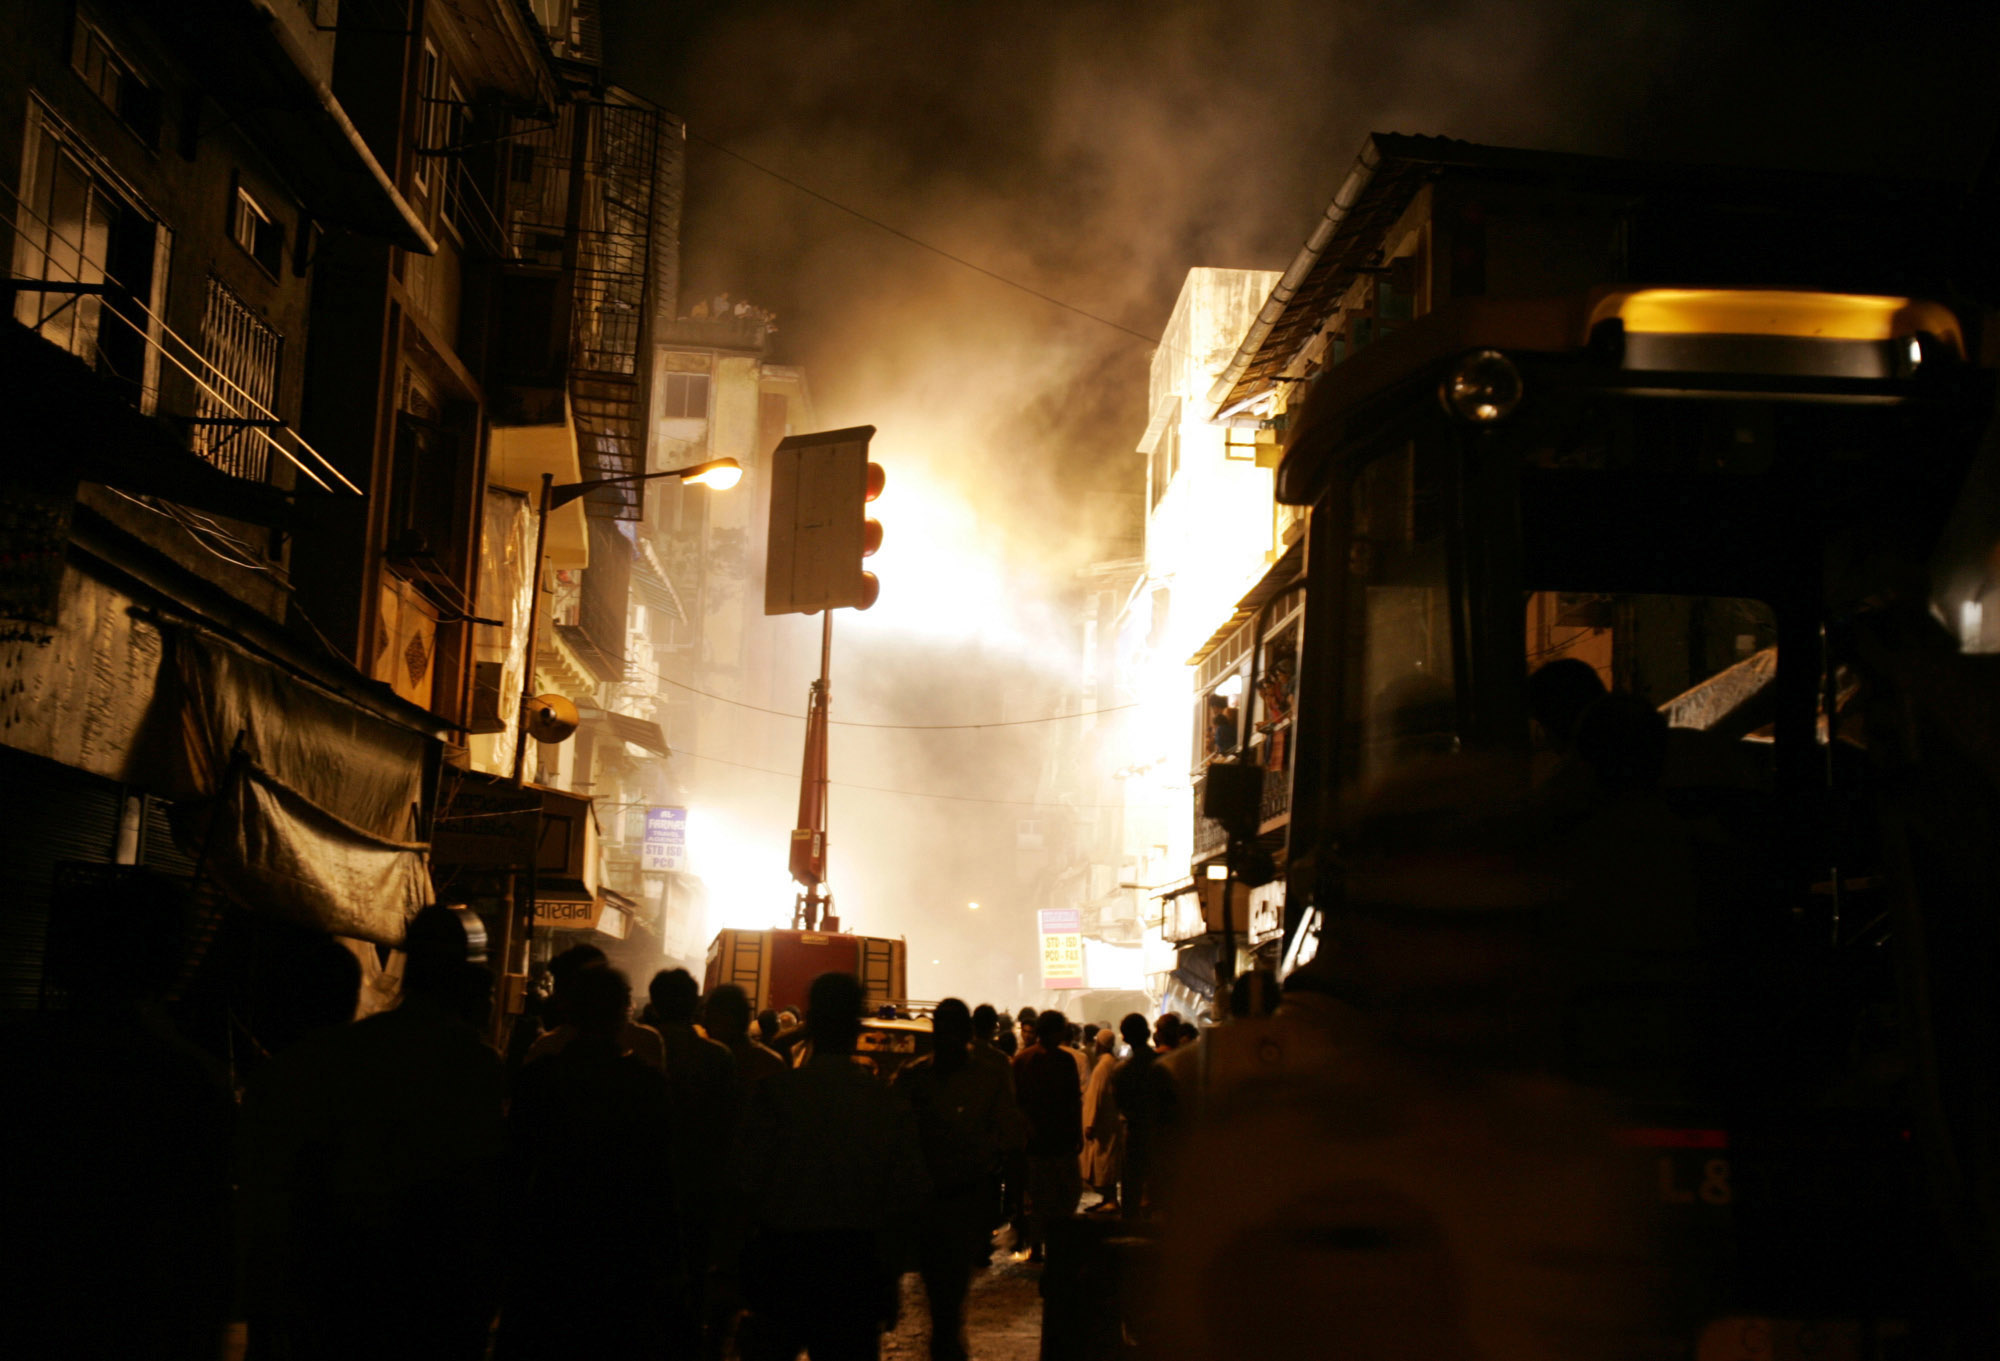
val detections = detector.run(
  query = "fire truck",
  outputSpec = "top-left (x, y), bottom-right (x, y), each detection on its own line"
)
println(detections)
top-left (702, 926), bottom-right (907, 1015)
top-left (1156, 138), bottom-right (2000, 1354)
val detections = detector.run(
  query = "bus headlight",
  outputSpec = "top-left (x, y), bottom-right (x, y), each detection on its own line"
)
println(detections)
top-left (1441, 350), bottom-right (1523, 423)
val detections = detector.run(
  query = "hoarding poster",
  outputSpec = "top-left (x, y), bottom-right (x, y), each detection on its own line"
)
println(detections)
top-left (643, 806), bottom-right (687, 872)
top-left (1038, 907), bottom-right (1085, 989)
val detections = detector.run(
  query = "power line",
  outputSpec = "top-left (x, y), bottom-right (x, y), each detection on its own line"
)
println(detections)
top-left (642, 664), bottom-right (1139, 730)
top-left (688, 129), bottom-right (1167, 351)
top-left (675, 744), bottom-right (1148, 810)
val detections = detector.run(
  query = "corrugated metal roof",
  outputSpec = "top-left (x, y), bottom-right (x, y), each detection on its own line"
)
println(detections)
top-left (1186, 540), bottom-right (1306, 667)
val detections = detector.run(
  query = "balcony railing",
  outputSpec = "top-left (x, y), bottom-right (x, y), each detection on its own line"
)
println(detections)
top-left (1193, 761), bottom-right (1292, 857)
top-left (4, 183), bottom-right (355, 497)
top-left (654, 315), bottom-right (770, 352)
top-left (1260, 762), bottom-right (1292, 829)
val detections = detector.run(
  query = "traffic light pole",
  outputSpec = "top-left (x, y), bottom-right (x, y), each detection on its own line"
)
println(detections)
top-left (791, 610), bottom-right (835, 931)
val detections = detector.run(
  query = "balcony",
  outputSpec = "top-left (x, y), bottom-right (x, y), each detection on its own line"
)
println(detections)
top-left (1191, 771), bottom-right (1228, 857)
top-left (1259, 761), bottom-right (1292, 831)
top-left (654, 316), bottom-right (770, 353)
top-left (1192, 761), bottom-right (1291, 856)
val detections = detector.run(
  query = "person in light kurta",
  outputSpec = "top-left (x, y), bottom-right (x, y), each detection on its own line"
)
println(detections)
top-left (1079, 1028), bottom-right (1123, 1211)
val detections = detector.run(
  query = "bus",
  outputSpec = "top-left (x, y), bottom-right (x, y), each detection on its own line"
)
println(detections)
top-left (1272, 280), bottom-right (1998, 1349)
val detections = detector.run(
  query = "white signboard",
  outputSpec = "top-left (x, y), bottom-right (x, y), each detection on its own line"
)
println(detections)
top-left (643, 806), bottom-right (687, 872)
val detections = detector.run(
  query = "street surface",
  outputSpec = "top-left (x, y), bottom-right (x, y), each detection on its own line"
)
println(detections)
top-left (881, 1244), bottom-right (1044, 1361)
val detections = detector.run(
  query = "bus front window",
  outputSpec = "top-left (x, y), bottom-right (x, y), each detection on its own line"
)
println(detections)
top-left (1344, 441), bottom-right (1457, 783)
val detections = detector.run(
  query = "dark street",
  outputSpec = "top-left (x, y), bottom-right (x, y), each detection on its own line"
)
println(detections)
top-left (6, 1), bottom-right (2000, 1357)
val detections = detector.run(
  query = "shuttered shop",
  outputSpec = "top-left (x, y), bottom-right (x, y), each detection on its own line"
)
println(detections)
top-left (0, 746), bottom-right (122, 1008)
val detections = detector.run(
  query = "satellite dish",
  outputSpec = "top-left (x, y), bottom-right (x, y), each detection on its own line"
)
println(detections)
top-left (526, 693), bottom-right (580, 744)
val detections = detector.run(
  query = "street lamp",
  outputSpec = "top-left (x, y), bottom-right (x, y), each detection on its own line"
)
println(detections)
top-left (511, 457), bottom-right (742, 783)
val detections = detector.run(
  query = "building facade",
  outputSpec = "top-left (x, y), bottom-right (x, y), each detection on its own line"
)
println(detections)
top-left (1113, 267), bottom-right (1290, 1017)
top-left (0, 0), bottom-right (448, 1020)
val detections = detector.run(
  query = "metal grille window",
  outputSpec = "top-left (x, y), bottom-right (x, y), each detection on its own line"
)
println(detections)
top-left (191, 274), bottom-right (281, 480)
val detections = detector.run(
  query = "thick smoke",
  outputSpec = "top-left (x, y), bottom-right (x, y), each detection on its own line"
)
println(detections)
top-left (605, 0), bottom-right (1998, 1004)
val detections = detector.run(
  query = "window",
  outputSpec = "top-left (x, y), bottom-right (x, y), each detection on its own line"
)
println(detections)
top-left (71, 17), bottom-right (161, 146)
top-left (1343, 440), bottom-right (1458, 783)
top-left (232, 185), bottom-right (282, 275)
top-left (11, 107), bottom-right (163, 410)
top-left (411, 41), bottom-right (440, 195)
top-left (191, 274), bottom-right (281, 481)
top-left (438, 78), bottom-right (468, 234)
top-left (661, 372), bottom-right (709, 421)
top-left (1149, 401), bottom-right (1183, 508)
top-left (388, 410), bottom-right (467, 565)
top-left (1224, 428), bottom-right (1259, 461)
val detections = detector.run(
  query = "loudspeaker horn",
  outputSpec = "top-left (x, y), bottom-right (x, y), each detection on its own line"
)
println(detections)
top-left (526, 693), bottom-right (580, 744)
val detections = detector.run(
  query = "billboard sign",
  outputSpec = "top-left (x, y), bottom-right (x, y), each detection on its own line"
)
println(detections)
top-left (643, 806), bottom-right (687, 872)
top-left (1038, 908), bottom-right (1084, 989)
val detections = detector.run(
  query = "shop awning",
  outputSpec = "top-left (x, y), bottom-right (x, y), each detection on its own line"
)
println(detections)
top-left (600, 711), bottom-right (670, 757)
top-left (630, 547), bottom-right (687, 622)
top-left (163, 628), bottom-right (435, 945)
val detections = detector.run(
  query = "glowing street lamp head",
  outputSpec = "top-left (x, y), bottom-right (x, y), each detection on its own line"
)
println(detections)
top-left (681, 457), bottom-right (743, 490)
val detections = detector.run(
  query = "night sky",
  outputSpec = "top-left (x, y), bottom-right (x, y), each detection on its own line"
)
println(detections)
top-left (596, 0), bottom-right (2000, 997)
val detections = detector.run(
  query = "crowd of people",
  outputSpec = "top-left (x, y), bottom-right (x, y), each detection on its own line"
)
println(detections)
top-left (15, 884), bottom-right (1211, 1361)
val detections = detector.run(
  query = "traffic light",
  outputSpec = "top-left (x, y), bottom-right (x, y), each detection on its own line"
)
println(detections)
top-left (765, 424), bottom-right (884, 615)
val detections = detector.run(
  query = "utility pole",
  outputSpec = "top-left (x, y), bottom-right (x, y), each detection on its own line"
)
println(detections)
top-left (791, 610), bottom-right (835, 931)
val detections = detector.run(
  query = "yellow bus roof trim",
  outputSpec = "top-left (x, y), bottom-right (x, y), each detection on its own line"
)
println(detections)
top-left (1590, 289), bottom-right (1964, 356)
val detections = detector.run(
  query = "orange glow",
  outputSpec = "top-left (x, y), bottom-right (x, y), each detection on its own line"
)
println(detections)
top-left (681, 458), bottom-right (744, 489)
top-left (1590, 288), bottom-right (1964, 355)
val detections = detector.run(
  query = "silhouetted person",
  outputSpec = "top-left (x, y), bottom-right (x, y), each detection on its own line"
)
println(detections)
top-left (498, 967), bottom-right (674, 1360)
top-left (525, 943), bottom-right (664, 1071)
top-left (12, 875), bottom-right (231, 1361)
top-left (644, 968), bottom-right (736, 1351)
top-left (239, 904), bottom-right (507, 1361)
top-left (739, 972), bottom-right (927, 1361)
top-left (708, 983), bottom-right (787, 1088)
top-left (756, 1007), bottom-right (783, 1048)
top-left (1230, 969), bottom-right (1282, 1020)
top-left (1154, 1012), bottom-right (1184, 1051)
top-left (1013, 1008), bottom-right (1083, 1260)
top-left (895, 998), bottom-right (1025, 1361)
top-left (1574, 692), bottom-right (1670, 795)
top-left (969, 1003), bottom-right (1012, 1086)
top-left (1110, 1012), bottom-right (1170, 1219)
top-left (1528, 657), bottom-right (1608, 754)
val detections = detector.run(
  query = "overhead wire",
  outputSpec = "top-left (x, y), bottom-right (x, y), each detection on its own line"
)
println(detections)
top-left (638, 662), bottom-right (1138, 730)
top-left (674, 742), bottom-right (1160, 810)
top-left (687, 130), bottom-right (1174, 353)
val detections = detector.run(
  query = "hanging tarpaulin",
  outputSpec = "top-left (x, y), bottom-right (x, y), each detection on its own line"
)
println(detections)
top-left (164, 628), bottom-right (437, 944)
top-left (170, 629), bottom-right (430, 835)
top-left (191, 761), bottom-right (432, 946)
